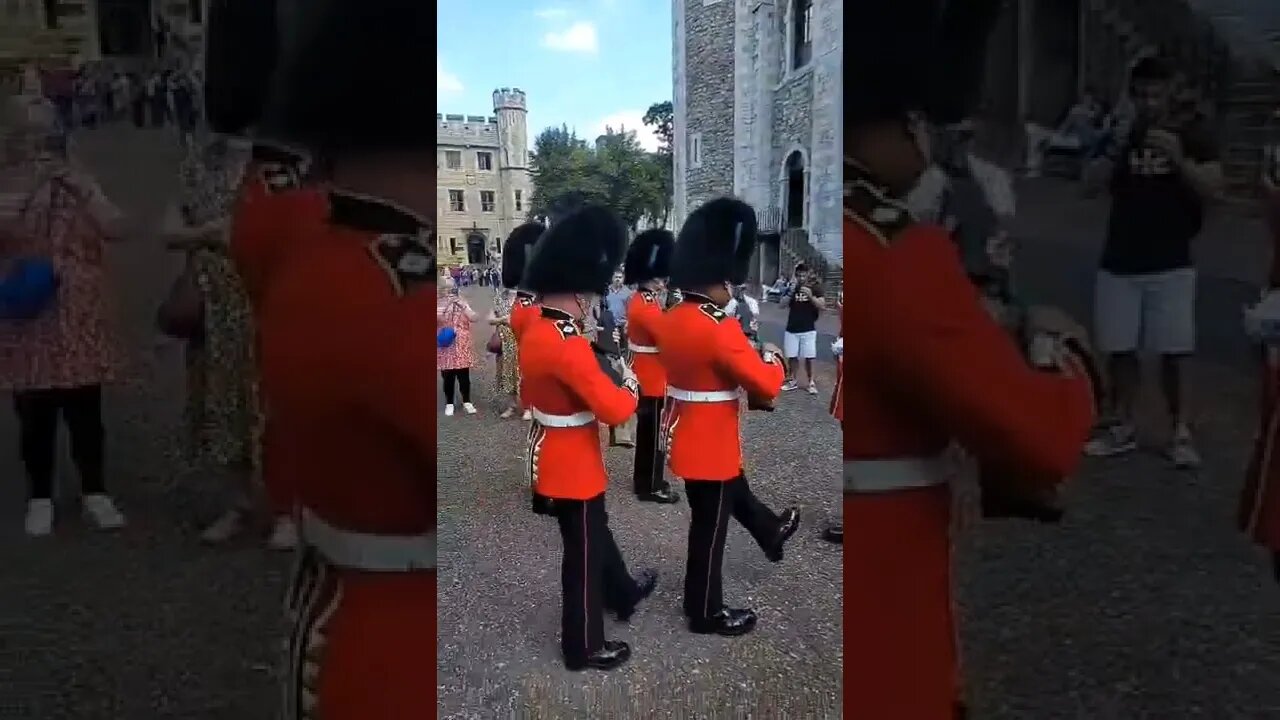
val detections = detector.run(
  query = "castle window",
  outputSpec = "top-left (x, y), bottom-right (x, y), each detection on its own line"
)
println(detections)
top-left (480, 191), bottom-right (496, 213)
top-left (784, 150), bottom-right (806, 229)
top-left (690, 132), bottom-right (703, 169)
top-left (190, 0), bottom-right (203, 24)
top-left (449, 238), bottom-right (459, 254)
top-left (791, 0), bottom-right (813, 71)
top-left (448, 190), bottom-right (465, 212)
top-left (477, 151), bottom-right (493, 171)
top-left (514, 190), bottom-right (524, 212)
top-left (445, 151), bottom-right (462, 170)
top-left (42, 0), bottom-right (57, 28)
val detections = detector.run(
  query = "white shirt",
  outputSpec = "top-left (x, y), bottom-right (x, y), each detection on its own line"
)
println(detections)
top-left (724, 295), bottom-right (760, 331)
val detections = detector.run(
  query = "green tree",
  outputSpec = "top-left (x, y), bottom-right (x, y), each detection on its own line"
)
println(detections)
top-left (642, 101), bottom-right (673, 153)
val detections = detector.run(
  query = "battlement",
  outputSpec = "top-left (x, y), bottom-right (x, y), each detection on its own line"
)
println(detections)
top-left (492, 87), bottom-right (527, 112)
top-left (436, 112), bottom-right (501, 142)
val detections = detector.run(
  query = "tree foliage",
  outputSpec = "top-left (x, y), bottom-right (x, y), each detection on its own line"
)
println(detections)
top-left (528, 119), bottom-right (673, 231)
top-left (642, 101), bottom-right (673, 153)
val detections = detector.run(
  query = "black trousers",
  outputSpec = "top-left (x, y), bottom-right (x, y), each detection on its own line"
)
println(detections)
top-left (553, 493), bottom-right (639, 662)
top-left (683, 473), bottom-right (780, 620)
top-left (12, 385), bottom-right (106, 500)
top-left (441, 368), bottom-right (472, 404)
top-left (632, 395), bottom-right (667, 494)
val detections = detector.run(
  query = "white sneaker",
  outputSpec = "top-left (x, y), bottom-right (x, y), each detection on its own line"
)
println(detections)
top-left (200, 509), bottom-right (246, 544)
top-left (522, 410), bottom-right (532, 421)
top-left (1168, 427), bottom-right (1202, 470)
top-left (806, 382), bottom-right (819, 395)
top-left (463, 402), bottom-right (477, 415)
top-left (266, 517), bottom-right (298, 551)
top-left (82, 494), bottom-right (126, 531)
top-left (24, 499), bottom-right (53, 537)
top-left (444, 404), bottom-right (455, 417)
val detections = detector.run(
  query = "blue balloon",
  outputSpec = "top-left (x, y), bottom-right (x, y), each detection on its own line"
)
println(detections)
top-left (0, 258), bottom-right (59, 320)
top-left (436, 326), bottom-right (457, 348)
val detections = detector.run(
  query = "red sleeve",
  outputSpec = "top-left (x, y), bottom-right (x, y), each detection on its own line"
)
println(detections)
top-left (368, 286), bottom-right (434, 464)
top-left (874, 226), bottom-right (1095, 482)
top-left (511, 302), bottom-right (534, 341)
top-left (715, 320), bottom-right (785, 400)
top-left (556, 338), bottom-right (638, 426)
top-left (629, 296), bottom-right (660, 336)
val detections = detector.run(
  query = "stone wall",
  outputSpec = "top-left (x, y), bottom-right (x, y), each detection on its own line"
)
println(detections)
top-left (679, 0), bottom-right (736, 217)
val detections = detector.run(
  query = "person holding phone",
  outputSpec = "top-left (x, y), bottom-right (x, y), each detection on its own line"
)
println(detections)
top-left (437, 275), bottom-right (478, 416)
top-left (781, 263), bottom-right (826, 394)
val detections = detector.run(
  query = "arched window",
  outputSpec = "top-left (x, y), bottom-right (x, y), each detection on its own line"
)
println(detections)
top-left (791, 0), bottom-right (813, 70)
top-left (784, 150), bottom-right (806, 229)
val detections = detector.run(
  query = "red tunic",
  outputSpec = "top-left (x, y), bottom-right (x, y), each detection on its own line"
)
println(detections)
top-left (843, 189), bottom-right (1094, 719)
top-left (1242, 349), bottom-right (1280, 552)
top-left (520, 307), bottom-right (638, 499)
top-left (830, 305), bottom-right (843, 422)
top-left (257, 191), bottom-right (435, 719)
top-left (657, 296), bottom-right (784, 481)
top-left (510, 291), bottom-right (539, 341)
top-left (626, 289), bottom-right (667, 397)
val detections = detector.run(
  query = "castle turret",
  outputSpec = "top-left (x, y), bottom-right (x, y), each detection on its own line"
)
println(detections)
top-left (492, 87), bottom-right (528, 170)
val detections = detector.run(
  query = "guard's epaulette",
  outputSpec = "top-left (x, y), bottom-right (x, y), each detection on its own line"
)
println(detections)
top-left (368, 231), bottom-right (434, 297)
top-left (844, 177), bottom-right (912, 247)
top-left (553, 319), bottom-right (580, 339)
top-left (260, 164), bottom-right (300, 193)
top-left (640, 290), bottom-right (657, 303)
top-left (516, 294), bottom-right (534, 307)
top-left (698, 303), bottom-right (728, 322)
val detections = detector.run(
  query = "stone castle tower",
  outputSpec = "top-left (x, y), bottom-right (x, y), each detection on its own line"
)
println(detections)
top-left (493, 88), bottom-right (529, 172)
top-left (673, 0), bottom-right (843, 270)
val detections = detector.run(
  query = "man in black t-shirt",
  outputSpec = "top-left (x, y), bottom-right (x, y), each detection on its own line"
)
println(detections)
top-left (1086, 57), bottom-right (1223, 467)
top-left (782, 263), bottom-right (826, 393)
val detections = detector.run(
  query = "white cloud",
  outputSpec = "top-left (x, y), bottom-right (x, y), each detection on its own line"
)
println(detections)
top-left (437, 56), bottom-right (463, 95)
top-left (542, 21), bottom-right (599, 54)
top-left (534, 7), bottom-right (569, 19)
top-left (592, 110), bottom-right (663, 153)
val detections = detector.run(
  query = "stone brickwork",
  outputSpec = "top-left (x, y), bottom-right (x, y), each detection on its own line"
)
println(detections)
top-left (675, 0), bottom-right (842, 271)
top-left (436, 89), bottom-right (532, 267)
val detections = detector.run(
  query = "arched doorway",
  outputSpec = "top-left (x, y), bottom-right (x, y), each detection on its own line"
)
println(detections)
top-left (98, 0), bottom-right (155, 58)
top-left (783, 150), bottom-right (806, 229)
top-left (465, 233), bottom-right (487, 264)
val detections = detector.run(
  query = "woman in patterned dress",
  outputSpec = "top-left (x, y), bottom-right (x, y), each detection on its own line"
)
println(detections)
top-left (437, 275), bottom-right (478, 416)
top-left (488, 285), bottom-right (523, 418)
top-left (163, 134), bottom-right (290, 548)
top-left (0, 94), bottom-right (129, 536)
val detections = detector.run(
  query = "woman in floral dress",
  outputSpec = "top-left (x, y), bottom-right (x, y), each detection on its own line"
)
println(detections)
top-left (163, 134), bottom-right (291, 548)
top-left (488, 286), bottom-right (523, 418)
top-left (0, 95), bottom-right (128, 536)
top-left (437, 275), bottom-right (478, 416)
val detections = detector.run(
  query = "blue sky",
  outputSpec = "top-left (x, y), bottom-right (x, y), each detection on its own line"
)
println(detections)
top-left (436, 1), bottom-right (673, 153)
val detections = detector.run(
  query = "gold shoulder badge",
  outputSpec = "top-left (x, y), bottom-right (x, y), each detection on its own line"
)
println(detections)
top-left (369, 231), bottom-right (434, 297)
top-left (553, 319), bottom-right (580, 339)
top-left (260, 164), bottom-right (300, 193)
top-left (698, 303), bottom-right (727, 322)
top-left (640, 290), bottom-right (657, 303)
top-left (517, 295), bottom-right (534, 307)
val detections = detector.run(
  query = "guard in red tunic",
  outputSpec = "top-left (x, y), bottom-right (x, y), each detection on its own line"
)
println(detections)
top-left (823, 300), bottom-right (844, 544)
top-left (250, 4), bottom-right (436, 718)
top-left (845, 4), bottom-right (1098, 718)
top-left (520, 205), bottom-right (657, 671)
top-left (658, 197), bottom-right (801, 637)
top-left (501, 221), bottom-right (546, 343)
top-left (623, 229), bottom-right (680, 503)
top-left (1240, 169), bottom-right (1280, 584)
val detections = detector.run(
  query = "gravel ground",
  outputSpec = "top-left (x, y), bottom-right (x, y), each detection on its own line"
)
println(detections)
top-left (0, 125), bottom-right (285, 719)
top-left (955, 179), bottom-right (1280, 719)
top-left (436, 288), bottom-right (844, 718)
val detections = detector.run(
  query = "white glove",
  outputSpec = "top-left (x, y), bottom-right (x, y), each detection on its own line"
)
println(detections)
top-left (616, 358), bottom-right (639, 390)
top-left (831, 337), bottom-right (844, 356)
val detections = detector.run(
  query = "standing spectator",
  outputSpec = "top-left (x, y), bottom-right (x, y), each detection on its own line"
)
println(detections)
top-left (129, 72), bottom-right (146, 128)
top-left (147, 71), bottom-right (167, 128)
top-left (171, 73), bottom-right (197, 145)
top-left (41, 63), bottom-right (75, 133)
top-left (725, 283), bottom-right (761, 343)
top-left (1085, 57), bottom-right (1224, 466)
top-left (602, 271), bottom-right (635, 447)
top-left (437, 276), bottom-right (477, 416)
top-left (0, 98), bottom-right (129, 536)
top-left (488, 285), bottom-right (523, 418)
top-left (781, 263), bottom-right (826, 393)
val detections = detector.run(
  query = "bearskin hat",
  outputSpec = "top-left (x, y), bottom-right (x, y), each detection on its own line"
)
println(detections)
top-left (670, 197), bottom-right (758, 289)
top-left (203, 0), bottom-right (280, 135)
top-left (267, 0), bottom-right (432, 152)
top-left (522, 206), bottom-right (626, 295)
top-left (501, 222), bottom-right (545, 289)
top-left (848, 0), bottom-right (1004, 127)
top-left (623, 229), bottom-right (675, 285)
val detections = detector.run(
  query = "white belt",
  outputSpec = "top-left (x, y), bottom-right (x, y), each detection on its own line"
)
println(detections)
top-left (844, 455), bottom-right (950, 494)
top-left (666, 386), bottom-right (741, 403)
top-left (300, 507), bottom-right (436, 571)
top-left (627, 341), bottom-right (659, 354)
top-left (530, 408), bottom-right (596, 427)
